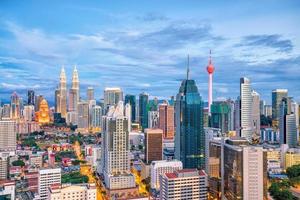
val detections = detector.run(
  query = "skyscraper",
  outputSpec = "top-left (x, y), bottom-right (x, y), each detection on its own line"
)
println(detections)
top-left (144, 128), bottom-right (163, 164)
top-left (272, 89), bottom-right (288, 121)
top-left (252, 90), bottom-right (260, 135)
top-left (0, 120), bottom-right (16, 152)
top-left (279, 97), bottom-right (297, 147)
top-left (175, 63), bottom-right (205, 169)
top-left (148, 111), bottom-right (159, 129)
top-left (240, 77), bottom-right (253, 141)
top-left (103, 87), bottom-right (123, 112)
top-left (211, 101), bottom-right (232, 133)
top-left (125, 103), bottom-right (132, 132)
top-left (69, 66), bottom-right (80, 112)
top-left (77, 101), bottom-right (89, 131)
top-left (87, 87), bottom-right (94, 101)
top-left (10, 92), bottom-right (20, 120)
top-left (125, 94), bottom-right (136, 122)
top-left (158, 103), bottom-right (174, 139)
top-left (139, 92), bottom-right (149, 129)
top-left (101, 101), bottom-right (135, 190)
top-left (206, 51), bottom-right (215, 115)
top-left (56, 66), bottom-right (67, 118)
top-left (27, 90), bottom-right (35, 106)
top-left (90, 105), bottom-right (102, 130)
top-left (38, 168), bottom-right (61, 200)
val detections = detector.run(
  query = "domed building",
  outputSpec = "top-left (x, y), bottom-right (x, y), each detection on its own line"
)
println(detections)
top-left (36, 99), bottom-right (50, 124)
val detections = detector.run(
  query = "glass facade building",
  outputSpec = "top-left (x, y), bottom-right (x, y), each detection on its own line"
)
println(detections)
top-left (139, 93), bottom-right (149, 129)
top-left (211, 101), bottom-right (232, 133)
top-left (125, 94), bottom-right (136, 122)
top-left (175, 79), bottom-right (205, 169)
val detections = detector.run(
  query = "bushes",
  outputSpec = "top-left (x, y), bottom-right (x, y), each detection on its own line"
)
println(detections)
top-left (62, 172), bottom-right (89, 184)
top-left (12, 160), bottom-right (25, 167)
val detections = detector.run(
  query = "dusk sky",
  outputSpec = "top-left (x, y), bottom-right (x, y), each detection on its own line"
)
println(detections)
top-left (0, 0), bottom-right (299, 105)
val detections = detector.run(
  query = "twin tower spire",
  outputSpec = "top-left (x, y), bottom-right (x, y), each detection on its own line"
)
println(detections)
top-left (59, 65), bottom-right (79, 90)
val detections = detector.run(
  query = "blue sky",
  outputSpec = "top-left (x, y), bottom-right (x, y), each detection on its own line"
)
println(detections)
top-left (0, 0), bottom-right (299, 105)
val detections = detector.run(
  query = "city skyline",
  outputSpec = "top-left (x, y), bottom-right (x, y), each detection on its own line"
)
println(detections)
top-left (0, 0), bottom-right (300, 103)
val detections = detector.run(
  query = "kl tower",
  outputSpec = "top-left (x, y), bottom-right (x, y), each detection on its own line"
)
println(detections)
top-left (206, 50), bottom-right (215, 115)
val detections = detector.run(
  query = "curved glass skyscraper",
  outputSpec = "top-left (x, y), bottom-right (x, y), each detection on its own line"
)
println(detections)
top-left (175, 78), bottom-right (205, 169)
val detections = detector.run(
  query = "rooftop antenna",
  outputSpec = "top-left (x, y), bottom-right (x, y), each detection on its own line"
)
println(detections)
top-left (186, 54), bottom-right (190, 80)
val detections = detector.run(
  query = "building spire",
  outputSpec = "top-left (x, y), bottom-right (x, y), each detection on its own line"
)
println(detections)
top-left (186, 54), bottom-right (190, 80)
top-left (209, 49), bottom-right (212, 64)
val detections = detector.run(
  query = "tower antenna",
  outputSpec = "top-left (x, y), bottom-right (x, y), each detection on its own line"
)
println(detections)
top-left (187, 54), bottom-right (190, 80)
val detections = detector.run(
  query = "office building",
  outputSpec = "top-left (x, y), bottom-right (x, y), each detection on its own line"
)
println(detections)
top-left (272, 89), bottom-right (288, 121)
top-left (23, 105), bottom-right (35, 122)
top-left (160, 169), bottom-right (208, 200)
top-left (38, 168), bottom-right (61, 200)
top-left (148, 111), bottom-right (159, 129)
top-left (0, 156), bottom-right (8, 180)
top-left (125, 94), bottom-right (136, 122)
top-left (145, 128), bottom-right (163, 164)
top-left (1, 104), bottom-right (10, 119)
top-left (103, 87), bottom-right (123, 112)
top-left (48, 183), bottom-right (96, 200)
top-left (87, 87), bottom-right (94, 101)
top-left (10, 92), bottom-right (20, 119)
top-left (0, 120), bottom-right (16, 152)
top-left (150, 160), bottom-right (182, 191)
top-left (285, 148), bottom-right (300, 169)
top-left (90, 105), bottom-right (102, 130)
top-left (77, 101), bottom-right (89, 131)
top-left (139, 92), bottom-right (149, 129)
top-left (211, 101), bottom-right (232, 134)
top-left (66, 111), bottom-right (77, 125)
top-left (175, 65), bottom-right (205, 169)
top-left (125, 103), bottom-right (132, 131)
top-left (264, 105), bottom-right (272, 117)
top-left (279, 97), bottom-right (297, 147)
top-left (55, 67), bottom-right (67, 118)
top-left (101, 101), bottom-right (135, 190)
top-left (252, 90), bottom-right (260, 135)
top-left (223, 138), bottom-right (267, 200)
top-left (158, 103), bottom-right (174, 139)
top-left (28, 90), bottom-right (35, 106)
top-left (240, 77), bottom-right (253, 141)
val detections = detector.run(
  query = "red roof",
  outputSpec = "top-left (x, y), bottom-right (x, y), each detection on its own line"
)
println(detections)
top-left (165, 172), bottom-right (177, 179)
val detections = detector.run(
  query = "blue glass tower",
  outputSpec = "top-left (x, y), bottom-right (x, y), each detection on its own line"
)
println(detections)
top-left (139, 92), bottom-right (149, 129)
top-left (175, 61), bottom-right (205, 169)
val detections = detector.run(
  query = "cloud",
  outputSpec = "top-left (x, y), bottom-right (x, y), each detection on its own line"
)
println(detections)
top-left (237, 34), bottom-right (293, 53)
top-left (137, 12), bottom-right (169, 22)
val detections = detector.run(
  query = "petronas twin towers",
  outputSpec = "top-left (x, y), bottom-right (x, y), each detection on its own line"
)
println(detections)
top-left (55, 66), bottom-right (80, 118)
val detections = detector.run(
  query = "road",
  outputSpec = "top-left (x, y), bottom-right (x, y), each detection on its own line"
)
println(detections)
top-left (131, 167), bottom-right (149, 196)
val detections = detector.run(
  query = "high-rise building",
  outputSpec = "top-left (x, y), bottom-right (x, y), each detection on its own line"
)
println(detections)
top-left (10, 92), bottom-right (20, 120)
top-left (125, 94), bottom-right (136, 122)
top-left (280, 97), bottom-right (297, 147)
top-left (158, 103), bottom-right (174, 139)
top-left (103, 87), bottom-right (123, 112)
top-left (48, 184), bottom-right (97, 200)
top-left (1, 104), bottom-right (10, 119)
top-left (252, 90), bottom-right (260, 135)
top-left (38, 168), bottom-right (61, 200)
top-left (272, 89), bottom-right (288, 121)
top-left (28, 90), bottom-right (35, 106)
top-left (125, 103), bottom-right (132, 132)
top-left (223, 138), bottom-right (267, 200)
top-left (150, 160), bottom-right (182, 191)
top-left (175, 65), bottom-right (205, 169)
top-left (160, 169), bottom-right (208, 200)
top-left (77, 101), bottom-right (89, 131)
top-left (240, 77), bottom-right (253, 141)
top-left (0, 120), bottom-right (16, 152)
top-left (264, 105), bottom-right (272, 117)
top-left (69, 66), bottom-right (80, 112)
top-left (206, 51), bottom-right (215, 115)
top-left (139, 92), bottom-right (149, 129)
top-left (260, 100), bottom-right (265, 115)
top-left (0, 180), bottom-right (15, 199)
top-left (145, 128), bottom-right (163, 164)
top-left (56, 67), bottom-right (67, 118)
top-left (35, 95), bottom-right (44, 112)
top-left (36, 99), bottom-right (50, 124)
top-left (234, 97), bottom-right (240, 133)
top-left (23, 105), bottom-right (35, 122)
top-left (211, 101), bottom-right (232, 134)
top-left (101, 101), bottom-right (135, 190)
top-left (148, 111), bottom-right (159, 129)
top-left (90, 105), bottom-right (102, 130)
top-left (87, 87), bottom-right (94, 101)
top-left (0, 155), bottom-right (8, 180)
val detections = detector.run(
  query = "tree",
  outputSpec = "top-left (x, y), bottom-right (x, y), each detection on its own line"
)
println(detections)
top-left (286, 164), bottom-right (300, 179)
top-left (12, 160), bottom-right (25, 167)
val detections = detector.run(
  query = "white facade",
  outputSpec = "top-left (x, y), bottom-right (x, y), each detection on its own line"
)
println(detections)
top-left (125, 103), bottom-right (132, 132)
top-left (90, 105), bottom-right (102, 129)
top-left (38, 168), bottom-right (61, 200)
top-left (242, 146), bottom-right (264, 200)
top-left (240, 77), bottom-right (253, 141)
top-left (150, 160), bottom-right (182, 190)
top-left (66, 111), bottom-right (77, 125)
top-left (0, 120), bottom-right (16, 152)
top-left (77, 101), bottom-right (89, 130)
top-left (101, 101), bottom-right (135, 190)
top-left (251, 90), bottom-right (260, 135)
top-left (148, 111), bottom-right (159, 129)
top-left (48, 184), bottom-right (96, 200)
top-left (0, 180), bottom-right (15, 200)
top-left (160, 169), bottom-right (208, 200)
top-left (103, 87), bottom-right (123, 111)
top-left (23, 105), bottom-right (35, 121)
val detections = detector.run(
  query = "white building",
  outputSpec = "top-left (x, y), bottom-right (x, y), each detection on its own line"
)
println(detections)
top-left (23, 105), bottom-right (35, 121)
top-left (159, 169), bottom-right (208, 200)
top-left (90, 105), bottom-right (102, 130)
top-left (48, 183), bottom-right (96, 200)
top-left (125, 103), bottom-right (132, 132)
top-left (0, 120), bottom-right (16, 152)
top-left (240, 77), bottom-right (253, 141)
top-left (150, 160), bottom-right (182, 191)
top-left (0, 180), bottom-right (15, 200)
top-left (77, 101), bottom-right (89, 132)
top-left (148, 111), bottom-right (159, 129)
top-left (251, 90), bottom-right (260, 135)
top-left (101, 101), bottom-right (135, 190)
top-left (66, 111), bottom-right (77, 125)
top-left (103, 87), bottom-right (123, 112)
top-left (38, 168), bottom-right (61, 200)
